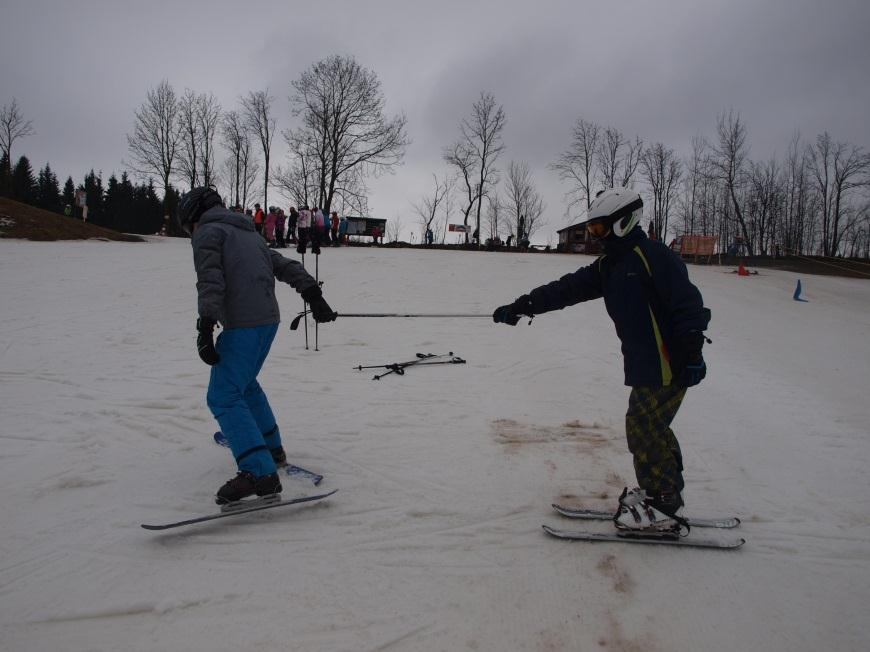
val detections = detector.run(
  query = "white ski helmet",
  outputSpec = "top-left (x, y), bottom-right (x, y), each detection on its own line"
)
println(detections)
top-left (586, 187), bottom-right (643, 238)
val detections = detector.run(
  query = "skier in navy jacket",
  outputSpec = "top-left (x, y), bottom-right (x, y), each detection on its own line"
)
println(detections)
top-left (493, 188), bottom-right (710, 535)
top-left (178, 187), bottom-right (337, 505)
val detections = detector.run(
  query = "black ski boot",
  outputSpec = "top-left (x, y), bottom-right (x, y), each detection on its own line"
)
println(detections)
top-left (215, 471), bottom-right (282, 505)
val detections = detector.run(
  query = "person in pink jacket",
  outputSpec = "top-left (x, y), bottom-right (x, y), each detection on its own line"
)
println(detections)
top-left (264, 206), bottom-right (278, 246)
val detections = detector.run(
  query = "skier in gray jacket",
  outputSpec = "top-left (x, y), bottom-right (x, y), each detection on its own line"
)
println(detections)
top-left (177, 187), bottom-right (337, 504)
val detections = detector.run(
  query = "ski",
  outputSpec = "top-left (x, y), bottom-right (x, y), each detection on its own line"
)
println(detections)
top-left (213, 432), bottom-right (323, 486)
top-left (551, 504), bottom-right (740, 529)
top-left (141, 489), bottom-right (338, 531)
top-left (542, 524), bottom-right (744, 549)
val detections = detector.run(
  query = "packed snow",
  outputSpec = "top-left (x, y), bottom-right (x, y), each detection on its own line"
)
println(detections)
top-left (1, 237), bottom-right (868, 652)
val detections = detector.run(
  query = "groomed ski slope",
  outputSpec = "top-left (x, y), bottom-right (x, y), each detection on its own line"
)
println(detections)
top-left (1, 238), bottom-right (868, 652)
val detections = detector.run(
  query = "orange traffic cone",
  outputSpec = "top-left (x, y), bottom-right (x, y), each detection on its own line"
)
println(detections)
top-left (738, 263), bottom-right (749, 276)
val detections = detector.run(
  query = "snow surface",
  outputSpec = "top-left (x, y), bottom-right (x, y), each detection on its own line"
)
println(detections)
top-left (1, 238), bottom-right (869, 652)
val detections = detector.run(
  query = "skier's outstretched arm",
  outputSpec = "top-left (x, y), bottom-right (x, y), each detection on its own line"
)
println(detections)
top-left (493, 261), bottom-right (603, 325)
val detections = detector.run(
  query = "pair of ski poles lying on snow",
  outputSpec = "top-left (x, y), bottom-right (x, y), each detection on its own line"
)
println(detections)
top-left (289, 311), bottom-right (491, 332)
top-left (355, 351), bottom-right (466, 380)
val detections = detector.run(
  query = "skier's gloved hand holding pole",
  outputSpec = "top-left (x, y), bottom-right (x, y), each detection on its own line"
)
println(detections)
top-left (671, 330), bottom-right (707, 387)
top-left (301, 286), bottom-right (337, 323)
top-left (492, 294), bottom-right (534, 326)
top-left (196, 317), bottom-right (220, 366)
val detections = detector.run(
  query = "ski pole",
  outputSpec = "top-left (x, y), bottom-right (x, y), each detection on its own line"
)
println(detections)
top-left (301, 251), bottom-right (309, 350)
top-left (354, 352), bottom-right (447, 371)
top-left (290, 311), bottom-right (489, 331)
top-left (314, 253), bottom-right (320, 351)
top-left (372, 355), bottom-right (465, 380)
top-left (368, 352), bottom-right (452, 380)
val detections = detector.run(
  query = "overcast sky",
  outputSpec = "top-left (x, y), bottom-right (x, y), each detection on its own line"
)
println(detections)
top-left (2, 0), bottom-right (869, 243)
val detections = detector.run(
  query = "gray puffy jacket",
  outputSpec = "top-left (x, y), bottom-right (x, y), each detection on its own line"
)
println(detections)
top-left (192, 206), bottom-right (317, 328)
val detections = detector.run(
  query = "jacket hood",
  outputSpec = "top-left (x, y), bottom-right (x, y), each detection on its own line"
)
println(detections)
top-left (198, 206), bottom-right (256, 232)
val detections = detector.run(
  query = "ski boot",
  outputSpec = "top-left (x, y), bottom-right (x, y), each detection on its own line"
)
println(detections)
top-left (613, 487), bottom-right (689, 537)
top-left (215, 471), bottom-right (282, 505)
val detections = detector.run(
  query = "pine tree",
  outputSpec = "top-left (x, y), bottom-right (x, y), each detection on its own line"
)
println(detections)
top-left (132, 178), bottom-right (165, 234)
top-left (106, 172), bottom-right (135, 232)
top-left (81, 169), bottom-right (106, 226)
top-left (62, 177), bottom-right (75, 216)
top-left (12, 155), bottom-right (37, 204)
top-left (36, 163), bottom-right (62, 213)
top-left (0, 152), bottom-right (11, 197)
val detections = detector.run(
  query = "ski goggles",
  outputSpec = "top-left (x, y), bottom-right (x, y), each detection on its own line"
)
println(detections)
top-left (586, 220), bottom-right (610, 239)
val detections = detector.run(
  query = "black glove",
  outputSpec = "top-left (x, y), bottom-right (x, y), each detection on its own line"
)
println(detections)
top-left (301, 286), bottom-right (337, 323)
top-left (196, 317), bottom-right (220, 366)
top-left (492, 294), bottom-right (533, 326)
top-left (671, 331), bottom-right (707, 387)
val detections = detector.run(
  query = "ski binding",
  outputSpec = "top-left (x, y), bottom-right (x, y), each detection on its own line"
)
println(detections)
top-left (552, 503), bottom-right (740, 529)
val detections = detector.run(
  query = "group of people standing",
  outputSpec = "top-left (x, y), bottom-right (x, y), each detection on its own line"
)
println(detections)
top-left (232, 203), bottom-right (348, 251)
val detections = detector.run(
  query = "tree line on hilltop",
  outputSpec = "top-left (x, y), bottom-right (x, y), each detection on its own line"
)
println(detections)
top-left (3, 57), bottom-right (869, 255)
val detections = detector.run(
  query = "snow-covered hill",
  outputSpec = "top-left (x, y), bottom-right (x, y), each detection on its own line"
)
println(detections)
top-left (1, 238), bottom-right (868, 652)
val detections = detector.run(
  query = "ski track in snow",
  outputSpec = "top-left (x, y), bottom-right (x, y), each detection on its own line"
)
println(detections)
top-left (1, 238), bottom-right (869, 652)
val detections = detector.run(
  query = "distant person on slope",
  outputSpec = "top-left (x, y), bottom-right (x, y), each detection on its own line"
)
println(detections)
top-left (177, 187), bottom-right (337, 505)
top-left (492, 187), bottom-right (710, 536)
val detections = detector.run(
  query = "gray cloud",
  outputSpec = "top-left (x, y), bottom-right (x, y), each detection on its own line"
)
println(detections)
top-left (2, 0), bottom-right (868, 241)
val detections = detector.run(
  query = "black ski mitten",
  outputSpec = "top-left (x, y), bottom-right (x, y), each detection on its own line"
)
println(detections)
top-left (301, 286), bottom-right (337, 323)
top-left (196, 317), bottom-right (220, 366)
top-left (492, 294), bottom-right (533, 325)
top-left (671, 330), bottom-right (707, 387)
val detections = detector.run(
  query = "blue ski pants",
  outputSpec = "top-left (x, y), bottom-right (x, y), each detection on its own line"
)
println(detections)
top-left (206, 323), bottom-right (283, 477)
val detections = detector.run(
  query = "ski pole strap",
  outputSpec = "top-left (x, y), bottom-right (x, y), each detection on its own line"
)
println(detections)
top-left (235, 444), bottom-right (269, 464)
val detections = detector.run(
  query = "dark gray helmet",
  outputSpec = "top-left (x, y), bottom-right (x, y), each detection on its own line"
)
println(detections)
top-left (177, 187), bottom-right (223, 234)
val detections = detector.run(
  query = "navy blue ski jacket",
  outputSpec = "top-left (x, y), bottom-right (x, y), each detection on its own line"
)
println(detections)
top-left (526, 226), bottom-right (710, 387)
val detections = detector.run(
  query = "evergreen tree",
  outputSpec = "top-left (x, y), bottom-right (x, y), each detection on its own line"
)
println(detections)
top-left (132, 178), bottom-right (164, 234)
top-left (12, 155), bottom-right (37, 204)
top-left (62, 176), bottom-right (75, 216)
top-left (106, 172), bottom-right (136, 232)
top-left (163, 184), bottom-right (183, 236)
top-left (36, 163), bottom-right (62, 213)
top-left (81, 169), bottom-right (106, 226)
top-left (0, 152), bottom-right (11, 197)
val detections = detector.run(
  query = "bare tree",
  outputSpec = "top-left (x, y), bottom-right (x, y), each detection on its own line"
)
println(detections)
top-left (274, 129), bottom-right (319, 209)
top-left (640, 143), bottom-right (683, 240)
top-left (287, 55), bottom-right (408, 215)
top-left (385, 213), bottom-right (403, 243)
top-left (808, 132), bottom-right (870, 256)
top-left (551, 118), bottom-right (601, 217)
top-left (178, 89), bottom-right (200, 188)
top-left (503, 160), bottom-right (545, 242)
top-left (443, 140), bottom-right (478, 240)
top-left (413, 173), bottom-right (451, 243)
top-left (747, 157), bottom-right (782, 255)
top-left (221, 110), bottom-right (259, 209)
top-left (126, 80), bottom-right (181, 198)
top-left (197, 92), bottom-right (222, 188)
top-left (711, 110), bottom-right (752, 251)
top-left (678, 135), bottom-right (710, 236)
top-left (462, 92), bottom-right (506, 244)
top-left (242, 89), bottom-right (277, 210)
top-left (486, 194), bottom-right (503, 242)
top-left (0, 98), bottom-right (35, 174)
top-left (222, 110), bottom-right (245, 207)
top-left (596, 126), bottom-right (643, 188)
